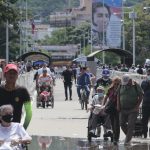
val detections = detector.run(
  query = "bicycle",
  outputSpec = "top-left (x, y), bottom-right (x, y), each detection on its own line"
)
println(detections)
top-left (80, 87), bottom-right (88, 110)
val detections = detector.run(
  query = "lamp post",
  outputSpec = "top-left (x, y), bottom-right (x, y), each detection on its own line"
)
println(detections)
top-left (102, 0), bottom-right (105, 64)
top-left (122, 0), bottom-right (126, 50)
top-left (6, 20), bottom-right (9, 64)
top-left (129, 9), bottom-right (137, 65)
top-left (25, 0), bottom-right (28, 53)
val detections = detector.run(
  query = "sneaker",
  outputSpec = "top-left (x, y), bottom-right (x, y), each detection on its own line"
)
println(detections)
top-left (113, 141), bottom-right (118, 145)
top-left (124, 141), bottom-right (131, 146)
top-left (103, 137), bottom-right (108, 141)
top-left (70, 98), bottom-right (72, 100)
top-left (65, 98), bottom-right (68, 101)
top-left (89, 130), bottom-right (97, 138)
top-left (143, 133), bottom-right (147, 138)
top-left (103, 130), bottom-right (113, 137)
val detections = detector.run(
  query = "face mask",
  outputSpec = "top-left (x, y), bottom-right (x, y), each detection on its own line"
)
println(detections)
top-left (98, 93), bottom-right (104, 97)
top-left (2, 114), bottom-right (13, 123)
top-left (147, 75), bottom-right (150, 81)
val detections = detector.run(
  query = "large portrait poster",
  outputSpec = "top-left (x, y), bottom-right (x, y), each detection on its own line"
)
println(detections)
top-left (92, 0), bottom-right (122, 48)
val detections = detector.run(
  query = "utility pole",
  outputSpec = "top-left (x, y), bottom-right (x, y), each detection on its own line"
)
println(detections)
top-left (129, 9), bottom-right (137, 65)
top-left (122, 1), bottom-right (125, 50)
top-left (25, 0), bottom-right (28, 53)
top-left (102, 0), bottom-right (105, 64)
top-left (6, 20), bottom-right (9, 64)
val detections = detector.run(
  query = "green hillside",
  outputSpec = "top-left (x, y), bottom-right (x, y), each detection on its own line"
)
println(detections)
top-left (28, 0), bottom-right (79, 16)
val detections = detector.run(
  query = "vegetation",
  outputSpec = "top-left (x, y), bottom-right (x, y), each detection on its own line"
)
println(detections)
top-left (0, 0), bottom-right (150, 64)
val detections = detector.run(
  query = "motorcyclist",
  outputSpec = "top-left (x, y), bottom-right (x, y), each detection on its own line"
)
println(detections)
top-left (77, 67), bottom-right (91, 101)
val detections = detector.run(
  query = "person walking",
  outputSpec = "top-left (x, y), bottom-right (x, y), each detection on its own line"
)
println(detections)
top-left (103, 76), bottom-right (121, 145)
top-left (0, 64), bottom-right (32, 129)
top-left (62, 66), bottom-right (73, 101)
top-left (141, 68), bottom-right (150, 138)
top-left (117, 74), bottom-right (143, 145)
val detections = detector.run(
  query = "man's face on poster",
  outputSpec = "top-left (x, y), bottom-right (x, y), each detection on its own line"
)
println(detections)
top-left (93, 6), bottom-right (110, 33)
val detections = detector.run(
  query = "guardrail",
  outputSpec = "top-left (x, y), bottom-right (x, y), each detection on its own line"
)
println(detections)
top-left (96, 69), bottom-right (147, 84)
top-left (17, 71), bottom-right (35, 95)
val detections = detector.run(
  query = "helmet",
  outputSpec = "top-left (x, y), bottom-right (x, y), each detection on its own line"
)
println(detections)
top-left (102, 68), bottom-right (110, 77)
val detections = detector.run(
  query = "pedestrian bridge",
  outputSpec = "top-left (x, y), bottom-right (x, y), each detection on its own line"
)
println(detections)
top-left (17, 71), bottom-right (149, 150)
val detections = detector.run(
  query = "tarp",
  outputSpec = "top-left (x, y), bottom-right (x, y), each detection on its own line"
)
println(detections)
top-left (33, 60), bottom-right (48, 66)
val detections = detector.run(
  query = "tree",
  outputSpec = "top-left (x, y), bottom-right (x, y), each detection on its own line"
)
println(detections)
top-left (0, 0), bottom-right (20, 60)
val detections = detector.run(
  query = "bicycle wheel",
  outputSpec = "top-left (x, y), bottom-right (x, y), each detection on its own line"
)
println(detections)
top-left (81, 93), bottom-right (84, 110)
top-left (81, 99), bottom-right (84, 109)
top-left (51, 96), bottom-right (54, 108)
top-left (85, 99), bottom-right (88, 110)
top-left (83, 91), bottom-right (88, 110)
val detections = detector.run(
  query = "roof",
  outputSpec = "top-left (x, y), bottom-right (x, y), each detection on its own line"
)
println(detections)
top-left (87, 48), bottom-right (133, 58)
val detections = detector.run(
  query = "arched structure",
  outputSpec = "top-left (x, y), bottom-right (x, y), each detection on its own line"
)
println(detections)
top-left (16, 51), bottom-right (51, 64)
top-left (87, 48), bottom-right (133, 66)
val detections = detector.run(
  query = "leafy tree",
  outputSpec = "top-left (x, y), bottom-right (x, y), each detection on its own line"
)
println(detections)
top-left (0, 0), bottom-right (20, 60)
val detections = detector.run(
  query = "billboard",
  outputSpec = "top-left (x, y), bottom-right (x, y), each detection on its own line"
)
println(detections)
top-left (92, 0), bottom-right (122, 48)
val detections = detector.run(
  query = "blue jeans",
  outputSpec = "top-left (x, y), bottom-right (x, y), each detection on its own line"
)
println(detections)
top-left (77, 85), bottom-right (90, 99)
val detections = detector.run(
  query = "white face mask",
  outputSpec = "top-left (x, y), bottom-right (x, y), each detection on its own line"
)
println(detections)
top-left (98, 93), bottom-right (104, 98)
top-left (147, 75), bottom-right (150, 81)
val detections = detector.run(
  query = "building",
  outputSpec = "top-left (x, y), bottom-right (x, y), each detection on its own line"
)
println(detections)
top-left (49, 0), bottom-right (92, 27)
top-left (34, 45), bottom-right (79, 65)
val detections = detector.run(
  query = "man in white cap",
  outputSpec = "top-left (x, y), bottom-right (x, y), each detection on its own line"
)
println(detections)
top-left (117, 74), bottom-right (143, 145)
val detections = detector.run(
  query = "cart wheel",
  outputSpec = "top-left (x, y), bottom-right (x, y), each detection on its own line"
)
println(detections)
top-left (42, 101), bottom-right (45, 108)
top-left (51, 96), bottom-right (54, 108)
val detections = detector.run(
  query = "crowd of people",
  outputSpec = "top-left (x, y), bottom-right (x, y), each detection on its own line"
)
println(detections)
top-left (0, 60), bottom-right (150, 148)
top-left (86, 64), bottom-right (150, 146)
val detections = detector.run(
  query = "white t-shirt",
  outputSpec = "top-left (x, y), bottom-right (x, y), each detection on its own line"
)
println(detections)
top-left (0, 123), bottom-right (31, 150)
top-left (91, 94), bottom-right (105, 115)
top-left (38, 67), bottom-right (51, 76)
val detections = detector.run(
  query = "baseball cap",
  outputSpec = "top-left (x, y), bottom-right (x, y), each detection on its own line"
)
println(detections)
top-left (43, 68), bottom-right (47, 72)
top-left (4, 64), bottom-right (18, 74)
top-left (121, 74), bottom-right (131, 85)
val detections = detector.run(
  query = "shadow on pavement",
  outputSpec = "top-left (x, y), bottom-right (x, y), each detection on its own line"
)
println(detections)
top-left (28, 136), bottom-right (150, 150)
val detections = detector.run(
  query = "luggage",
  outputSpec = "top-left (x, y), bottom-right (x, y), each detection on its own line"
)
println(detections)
top-left (133, 108), bottom-right (143, 137)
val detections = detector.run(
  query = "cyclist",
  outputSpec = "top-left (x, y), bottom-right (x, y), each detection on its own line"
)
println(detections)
top-left (77, 67), bottom-right (91, 102)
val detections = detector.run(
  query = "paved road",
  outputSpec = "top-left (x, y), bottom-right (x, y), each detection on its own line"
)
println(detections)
top-left (28, 79), bottom-right (90, 138)
top-left (26, 78), bottom-right (150, 150)
top-left (27, 78), bottom-right (148, 142)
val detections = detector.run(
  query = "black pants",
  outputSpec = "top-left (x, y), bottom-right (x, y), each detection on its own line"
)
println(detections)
top-left (64, 83), bottom-right (72, 99)
top-left (142, 106), bottom-right (150, 136)
top-left (109, 111), bottom-right (120, 142)
top-left (88, 113), bottom-right (105, 131)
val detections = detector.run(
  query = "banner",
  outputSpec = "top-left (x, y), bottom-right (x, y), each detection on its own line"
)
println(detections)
top-left (92, 0), bottom-right (122, 48)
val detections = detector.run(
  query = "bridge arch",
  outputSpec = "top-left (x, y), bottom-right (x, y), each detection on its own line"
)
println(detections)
top-left (16, 51), bottom-right (51, 64)
top-left (87, 48), bottom-right (133, 66)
